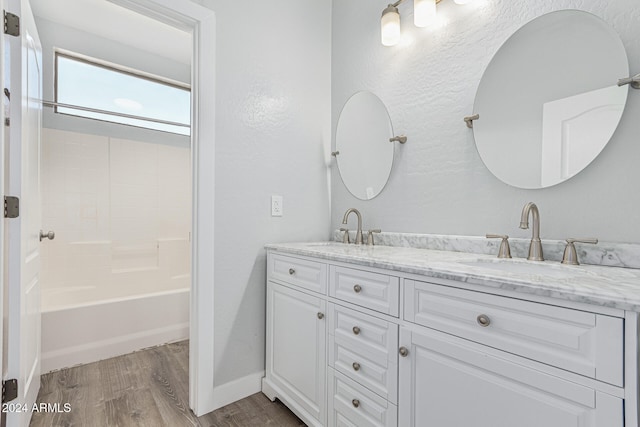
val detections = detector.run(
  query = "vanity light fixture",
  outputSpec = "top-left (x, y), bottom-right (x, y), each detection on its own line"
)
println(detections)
top-left (381, 3), bottom-right (402, 46)
top-left (381, 0), bottom-right (474, 46)
top-left (413, 0), bottom-right (437, 27)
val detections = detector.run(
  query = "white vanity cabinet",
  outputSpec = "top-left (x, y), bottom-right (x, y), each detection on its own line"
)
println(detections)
top-left (263, 255), bottom-right (328, 426)
top-left (398, 325), bottom-right (623, 427)
top-left (326, 266), bottom-right (400, 427)
top-left (263, 249), bottom-right (632, 427)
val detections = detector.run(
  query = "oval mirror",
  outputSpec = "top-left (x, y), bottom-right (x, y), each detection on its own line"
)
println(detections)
top-left (335, 91), bottom-right (395, 200)
top-left (473, 10), bottom-right (629, 189)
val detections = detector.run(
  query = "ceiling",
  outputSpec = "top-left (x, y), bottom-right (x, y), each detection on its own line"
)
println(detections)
top-left (29, 0), bottom-right (192, 65)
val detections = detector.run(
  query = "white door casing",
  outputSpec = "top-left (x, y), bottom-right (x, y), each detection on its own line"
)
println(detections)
top-left (5, 0), bottom-right (43, 425)
top-left (0, 0), bottom-right (6, 417)
top-left (104, 0), bottom-right (216, 416)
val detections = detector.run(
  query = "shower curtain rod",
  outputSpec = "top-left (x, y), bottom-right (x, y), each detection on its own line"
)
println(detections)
top-left (41, 100), bottom-right (191, 128)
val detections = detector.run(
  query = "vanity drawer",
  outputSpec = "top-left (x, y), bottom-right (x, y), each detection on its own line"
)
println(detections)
top-left (329, 303), bottom-right (398, 403)
top-left (404, 280), bottom-right (624, 387)
top-left (268, 253), bottom-right (327, 294)
top-left (330, 266), bottom-right (399, 316)
top-left (328, 368), bottom-right (398, 427)
top-left (329, 303), bottom-right (398, 358)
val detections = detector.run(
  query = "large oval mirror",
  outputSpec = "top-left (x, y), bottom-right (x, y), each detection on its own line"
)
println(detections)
top-left (473, 10), bottom-right (629, 189)
top-left (335, 91), bottom-right (394, 200)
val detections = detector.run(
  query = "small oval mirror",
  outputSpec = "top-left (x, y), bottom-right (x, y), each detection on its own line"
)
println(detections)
top-left (335, 91), bottom-right (394, 200)
top-left (473, 10), bottom-right (629, 189)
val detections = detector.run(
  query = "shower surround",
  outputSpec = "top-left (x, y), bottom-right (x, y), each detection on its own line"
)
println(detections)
top-left (40, 128), bottom-right (191, 372)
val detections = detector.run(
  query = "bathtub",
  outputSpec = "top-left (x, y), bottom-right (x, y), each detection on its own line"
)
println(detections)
top-left (40, 239), bottom-right (190, 373)
top-left (41, 287), bottom-right (189, 373)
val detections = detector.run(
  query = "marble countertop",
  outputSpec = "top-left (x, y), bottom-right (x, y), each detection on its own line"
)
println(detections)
top-left (265, 242), bottom-right (640, 312)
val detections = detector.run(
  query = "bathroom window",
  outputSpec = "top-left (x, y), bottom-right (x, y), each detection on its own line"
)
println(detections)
top-left (54, 51), bottom-right (191, 135)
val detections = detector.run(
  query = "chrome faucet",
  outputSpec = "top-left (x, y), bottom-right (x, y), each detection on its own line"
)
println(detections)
top-left (342, 208), bottom-right (364, 245)
top-left (519, 202), bottom-right (544, 261)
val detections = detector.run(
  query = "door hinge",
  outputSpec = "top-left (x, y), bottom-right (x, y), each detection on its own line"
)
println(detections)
top-left (2, 379), bottom-right (17, 403)
top-left (3, 11), bottom-right (19, 37)
top-left (4, 196), bottom-right (19, 218)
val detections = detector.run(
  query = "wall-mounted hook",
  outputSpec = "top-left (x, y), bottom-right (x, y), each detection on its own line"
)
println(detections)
top-left (618, 72), bottom-right (640, 89)
top-left (389, 135), bottom-right (407, 144)
top-left (331, 151), bottom-right (340, 157)
top-left (464, 114), bottom-right (479, 128)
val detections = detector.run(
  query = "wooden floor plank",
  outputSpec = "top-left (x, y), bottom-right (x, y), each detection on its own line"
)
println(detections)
top-left (104, 388), bottom-right (165, 427)
top-left (144, 346), bottom-right (198, 427)
top-left (30, 341), bottom-right (302, 427)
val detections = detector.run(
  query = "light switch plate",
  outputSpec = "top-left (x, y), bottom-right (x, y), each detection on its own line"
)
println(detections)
top-left (271, 195), bottom-right (283, 217)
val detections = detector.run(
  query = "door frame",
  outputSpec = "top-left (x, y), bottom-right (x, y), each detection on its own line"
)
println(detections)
top-left (106, 0), bottom-right (216, 416)
top-left (0, 0), bottom-right (6, 412)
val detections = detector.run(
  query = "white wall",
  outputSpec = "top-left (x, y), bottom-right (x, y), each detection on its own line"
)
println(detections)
top-left (41, 128), bottom-right (191, 306)
top-left (331, 0), bottom-right (640, 243)
top-left (199, 0), bottom-right (332, 388)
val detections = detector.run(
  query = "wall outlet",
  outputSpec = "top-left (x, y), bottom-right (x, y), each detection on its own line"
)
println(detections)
top-left (271, 195), bottom-right (283, 217)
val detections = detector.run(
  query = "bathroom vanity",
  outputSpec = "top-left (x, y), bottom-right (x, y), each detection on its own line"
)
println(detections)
top-left (261, 241), bottom-right (640, 427)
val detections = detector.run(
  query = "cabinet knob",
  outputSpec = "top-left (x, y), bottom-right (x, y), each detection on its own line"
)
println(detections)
top-left (353, 284), bottom-right (362, 293)
top-left (352, 399), bottom-right (360, 408)
top-left (352, 326), bottom-right (361, 335)
top-left (317, 312), bottom-right (324, 319)
top-left (477, 314), bottom-right (491, 327)
top-left (352, 362), bottom-right (361, 371)
top-left (399, 346), bottom-right (409, 357)
top-left (288, 268), bottom-right (295, 275)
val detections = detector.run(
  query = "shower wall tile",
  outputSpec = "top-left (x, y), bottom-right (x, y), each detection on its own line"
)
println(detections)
top-left (41, 128), bottom-right (191, 290)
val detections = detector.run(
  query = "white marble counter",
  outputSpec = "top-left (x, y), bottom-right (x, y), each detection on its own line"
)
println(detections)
top-left (266, 241), bottom-right (640, 312)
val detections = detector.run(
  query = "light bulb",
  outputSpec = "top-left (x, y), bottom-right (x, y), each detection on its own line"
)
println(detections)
top-left (414, 0), bottom-right (437, 27)
top-left (381, 5), bottom-right (401, 46)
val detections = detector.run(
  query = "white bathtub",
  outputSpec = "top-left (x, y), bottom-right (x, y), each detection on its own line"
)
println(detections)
top-left (41, 286), bottom-right (189, 373)
top-left (41, 239), bottom-right (191, 372)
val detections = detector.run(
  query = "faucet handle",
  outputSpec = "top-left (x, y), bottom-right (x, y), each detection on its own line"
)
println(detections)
top-left (366, 229), bottom-right (381, 246)
top-left (486, 234), bottom-right (512, 259)
top-left (339, 228), bottom-right (350, 244)
top-left (562, 238), bottom-right (598, 265)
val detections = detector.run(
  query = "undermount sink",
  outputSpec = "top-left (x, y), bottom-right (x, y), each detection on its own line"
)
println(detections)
top-left (460, 259), bottom-right (581, 279)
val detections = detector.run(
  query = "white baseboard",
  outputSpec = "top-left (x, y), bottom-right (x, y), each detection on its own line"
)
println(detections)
top-left (211, 371), bottom-right (265, 411)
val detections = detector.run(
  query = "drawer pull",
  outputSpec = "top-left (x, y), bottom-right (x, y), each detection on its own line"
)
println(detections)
top-left (352, 362), bottom-right (361, 371)
top-left (477, 314), bottom-right (491, 327)
top-left (352, 399), bottom-right (360, 408)
top-left (317, 312), bottom-right (325, 319)
top-left (288, 268), bottom-right (295, 275)
top-left (399, 346), bottom-right (409, 357)
top-left (353, 284), bottom-right (362, 293)
top-left (352, 326), bottom-right (361, 335)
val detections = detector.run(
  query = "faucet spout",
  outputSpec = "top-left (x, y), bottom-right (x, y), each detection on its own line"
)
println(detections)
top-left (519, 202), bottom-right (543, 261)
top-left (342, 208), bottom-right (364, 245)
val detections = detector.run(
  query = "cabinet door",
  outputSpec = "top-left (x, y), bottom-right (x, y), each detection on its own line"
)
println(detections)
top-left (265, 282), bottom-right (326, 425)
top-left (398, 327), bottom-right (623, 427)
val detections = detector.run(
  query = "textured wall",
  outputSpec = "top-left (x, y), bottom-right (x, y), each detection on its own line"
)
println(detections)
top-left (331, 0), bottom-right (640, 243)
top-left (200, 0), bottom-right (332, 387)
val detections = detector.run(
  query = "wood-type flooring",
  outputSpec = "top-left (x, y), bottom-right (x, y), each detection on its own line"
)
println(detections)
top-left (30, 341), bottom-right (305, 427)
